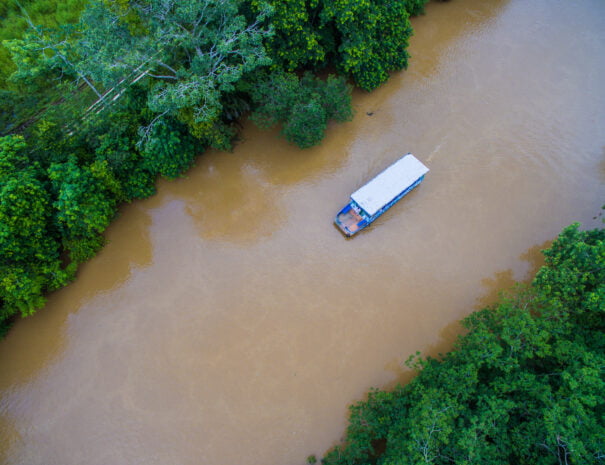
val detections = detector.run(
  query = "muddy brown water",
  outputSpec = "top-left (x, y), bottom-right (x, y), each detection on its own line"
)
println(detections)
top-left (1, 0), bottom-right (605, 463)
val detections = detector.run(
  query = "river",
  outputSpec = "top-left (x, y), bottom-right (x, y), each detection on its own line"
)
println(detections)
top-left (1, 0), bottom-right (604, 463)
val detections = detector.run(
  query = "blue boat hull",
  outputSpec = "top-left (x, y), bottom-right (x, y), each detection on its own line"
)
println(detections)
top-left (334, 175), bottom-right (424, 236)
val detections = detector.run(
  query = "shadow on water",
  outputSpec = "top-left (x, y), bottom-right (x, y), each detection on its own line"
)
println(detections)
top-left (380, 319), bottom-right (465, 394)
top-left (236, 121), bottom-right (354, 187)
top-left (160, 152), bottom-right (287, 244)
top-left (150, 119), bottom-right (353, 244)
top-left (519, 241), bottom-right (549, 278)
top-left (475, 240), bottom-right (549, 310)
top-left (409, 0), bottom-right (512, 78)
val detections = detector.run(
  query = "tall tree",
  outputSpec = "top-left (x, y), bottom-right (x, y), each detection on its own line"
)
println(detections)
top-left (140, 117), bottom-right (196, 179)
top-left (48, 156), bottom-right (118, 264)
top-left (75, 0), bottom-right (273, 142)
top-left (322, 0), bottom-right (413, 91)
top-left (248, 0), bottom-right (326, 71)
top-left (250, 71), bottom-right (353, 148)
top-left (5, 19), bottom-right (104, 99)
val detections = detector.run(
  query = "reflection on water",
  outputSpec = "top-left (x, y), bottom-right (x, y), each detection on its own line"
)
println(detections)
top-left (150, 123), bottom-right (353, 243)
top-left (1, 0), bottom-right (605, 464)
top-left (476, 269), bottom-right (517, 309)
top-left (236, 123), bottom-right (353, 186)
top-left (168, 154), bottom-right (287, 243)
top-left (476, 240), bottom-right (548, 309)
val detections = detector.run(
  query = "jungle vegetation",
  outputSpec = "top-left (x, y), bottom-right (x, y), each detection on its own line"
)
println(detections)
top-left (321, 224), bottom-right (605, 465)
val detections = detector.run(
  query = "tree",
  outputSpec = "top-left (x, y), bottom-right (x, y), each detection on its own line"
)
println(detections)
top-left (48, 156), bottom-right (118, 264)
top-left (0, 0), bottom-right (86, 88)
top-left (141, 117), bottom-right (196, 179)
top-left (0, 136), bottom-right (65, 320)
top-left (321, 0), bottom-right (414, 91)
top-left (74, 0), bottom-right (273, 143)
top-left (250, 71), bottom-right (353, 148)
top-left (248, 0), bottom-right (327, 71)
top-left (405, 0), bottom-right (430, 16)
top-left (245, 0), bottom-right (418, 91)
top-left (5, 19), bottom-right (104, 99)
top-left (534, 224), bottom-right (605, 330)
top-left (322, 224), bottom-right (605, 465)
top-left (80, 83), bottom-right (158, 200)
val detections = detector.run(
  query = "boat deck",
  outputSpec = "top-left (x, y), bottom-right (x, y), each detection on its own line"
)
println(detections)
top-left (337, 208), bottom-right (363, 234)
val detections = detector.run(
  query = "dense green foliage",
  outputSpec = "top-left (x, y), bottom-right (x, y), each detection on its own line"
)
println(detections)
top-left (323, 0), bottom-right (413, 91)
top-left (249, 0), bottom-right (326, 72)
top-left (0, 0), bottom-right (86, 86)
top-left (2, 0), bottom-right (427, 137)
top-left (0, 0), bottom-right (429, 331)
top-left (0, 136), bottom-right (66, 322)
top-left (76, 0), bottom-right (273, 145)
top-left (251, 0), bottom-right (418, 91)
top-left (322, 224), bottom-right (605, 465)
top-left (251, 71), bottom-right (353, 147)
top-left (0, 0), bottom-right (88, 135)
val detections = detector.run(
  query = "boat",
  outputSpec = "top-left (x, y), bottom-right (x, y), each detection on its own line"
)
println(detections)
top-left (334, 153), bottom-right (429, 236)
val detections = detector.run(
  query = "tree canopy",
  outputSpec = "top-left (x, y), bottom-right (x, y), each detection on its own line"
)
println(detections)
top-left (250, 71), bottom-right (353, 148)
top-left (0, 136), bottom-right (66, 320)
top-left (77, 0), bottom-right (273, 139)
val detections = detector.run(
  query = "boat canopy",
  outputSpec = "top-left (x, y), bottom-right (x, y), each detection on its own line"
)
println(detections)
top-left (351, 154), bottom-right (429, 216)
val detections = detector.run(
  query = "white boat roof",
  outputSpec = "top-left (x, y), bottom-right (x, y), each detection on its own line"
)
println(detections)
top-left (351, 154), bottom-right (429, 216)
